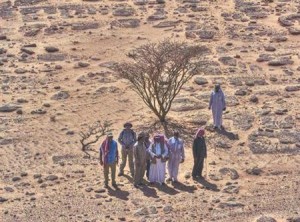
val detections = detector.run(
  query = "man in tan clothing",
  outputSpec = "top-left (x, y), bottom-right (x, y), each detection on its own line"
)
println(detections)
top-left (133, 132), bottom-right (147, 188)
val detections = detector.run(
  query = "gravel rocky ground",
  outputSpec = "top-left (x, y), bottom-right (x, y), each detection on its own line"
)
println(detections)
top-left (0, 0), bottom-right (300, 221)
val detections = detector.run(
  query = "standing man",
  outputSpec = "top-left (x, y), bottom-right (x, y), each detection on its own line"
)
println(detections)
top-left (133, 132), bottom-right (147, 188)
top-left (209, 84), bottom-right (226, 130)
top-left (192, 128), bottom-right (207, 180)
top-left (148, 134), bottom-right (169, 185)
top-left (167, 131), bottom-right (185, 183)
top-left (144, 132), bottom-right (152, 180)
top-left (118, 122), bottom-right (136, 177)
top-left (99, 132), bottom-right (119, 188)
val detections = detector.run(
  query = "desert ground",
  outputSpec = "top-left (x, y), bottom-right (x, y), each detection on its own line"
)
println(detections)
top-left (1, 0), bottom-right (300, 221)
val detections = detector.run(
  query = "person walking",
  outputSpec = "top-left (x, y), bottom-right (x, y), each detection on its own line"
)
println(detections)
top-left (118, 122), bottom-right (136, 177)
top-left (133, 132), bottom-right (147, 188)
top-left (99, 132), bottom-right (119, 188)
top-left (192, 128), bottom-right (207, 180)
top-left (167, 131), bottom-right (185, 183)
top-left (209, 84), bottom-right (226, 130)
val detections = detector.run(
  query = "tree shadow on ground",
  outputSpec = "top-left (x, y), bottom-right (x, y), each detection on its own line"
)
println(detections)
top-left (215, 128), bottom-right (239, 141)
top-left (194, 178), bottom-right (220, 192)
top-left (171, 181), bottom-right (196, 193)
top-left (137, 118), bottom-right (195, 139)
top-left (107, 187), bottom-right (130, 201)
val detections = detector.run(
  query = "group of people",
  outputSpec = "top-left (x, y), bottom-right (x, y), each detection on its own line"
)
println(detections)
top-left (99, 84), bottom-right (226, 189)
top-left (99, 124), bottom-right (207, 189)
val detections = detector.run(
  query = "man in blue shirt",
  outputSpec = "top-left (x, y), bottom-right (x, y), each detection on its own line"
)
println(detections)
top-left (100, 132), bottom-right (119, 188)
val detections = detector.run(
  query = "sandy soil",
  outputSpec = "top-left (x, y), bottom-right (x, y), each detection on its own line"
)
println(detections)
top-left (0, 0), bottom-right (300, 221)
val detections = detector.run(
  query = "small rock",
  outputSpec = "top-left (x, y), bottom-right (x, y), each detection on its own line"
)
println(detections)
top-left (249, 95), bottom-right (258, 103)
top-left (51, 91), bottom-right (70, 100)
top-left (85, 188), bottom-right (93, 192)
top-left (285, 86), bottom-right (300, 92)
top-left (14, 68), bottom-right (27, 74)
top-left (4, 187), bottom-right (14, 192)
top-left (163, 205), bottom-right (173, 214)
top-left (134, 207), bottom-right (149, 216)
top-left (12, 177), bottom-right (21, 182)
top-left (0, 197), bottom-right (8, 203)
top-left (45, 46), bottom-right (59, 53)
top-left (45, 175), bottom-right (58, 181)
top-left (246, 167), bottom-right (262, 175)
top-left (21, 172), bottom-right (28, 177)
top-left (184, 172), bottom-right (191, 179)
top-left (256, 216), bottom-right (277, 222)
top-left (33, 174), bottom-right (42, 179)
top-left (94, 189), bottom-right (106, 193)
top-left (194, 77), bottom-right (208, 85)
top-left (235, 89), bottom-right (247, 96)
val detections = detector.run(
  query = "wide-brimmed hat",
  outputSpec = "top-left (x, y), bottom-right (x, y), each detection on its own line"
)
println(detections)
top-left (123, 122), bottom-right (133, 128)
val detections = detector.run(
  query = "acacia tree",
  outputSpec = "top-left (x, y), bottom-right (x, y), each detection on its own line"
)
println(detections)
top-left (114, 39), bottom-right (208, 123)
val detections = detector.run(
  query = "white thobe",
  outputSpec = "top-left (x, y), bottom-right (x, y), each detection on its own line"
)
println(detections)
top-left (148, 143), bottom-right (168, 184)
top-left (167, 137), bottom-right (184, 181)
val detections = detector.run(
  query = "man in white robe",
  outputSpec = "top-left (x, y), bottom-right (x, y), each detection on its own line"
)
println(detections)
top-left (209, 84), bottom-right (226, 130)
top-left (148, 134), bottom-right (168, 185)
top-left (167, 131), bottom-right (185, 183)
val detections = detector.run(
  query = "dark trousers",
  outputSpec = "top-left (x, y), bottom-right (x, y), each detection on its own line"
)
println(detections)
top-left (146, 160), bottom-right (151, 179)
top-left (192, 158), bottom-right (204, 177)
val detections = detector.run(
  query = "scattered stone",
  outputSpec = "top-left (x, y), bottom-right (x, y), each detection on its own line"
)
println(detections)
top-left (21, 172), bottom-right (28, 177)
top-left (85, 187), bottom-right (93, 192)
top-left (235, 89), bottom-right (247, 96)
top-left (219, 168), bottom-right (239, 180)
top-left (72, 23), bottom-right (99, 30)
top-left (51, 91), bottom-right (70, 100)
top-left (38, 53), bottom-right (65, 62)
top-left (256, 216), bottom-right (277, 222)
top-left (113, 7), bottom-right (135, 17)
top-left (76, 62), bottom-right (90, 68)
top-left (45, 175), bottom-right (58, 181)
top-left (270, 36), bottom-right (287, 42)
top-left (289, 27), bottom-right (300, 35)
top-left (0, 197), bottom-right (8, 203)
top-left (0, 104), bottom-right (21, 112)
top-left (153, 21), bottom-right (179, 28)
top-left (94, 189), bottom-right (106, 193)
top-left (12, 177), bottom-right (21, 182)
top-left (246, 167), bottom-right (263, 175)
top-left (14, 68), bottom-right (27, 74)
top-left (194, 77), bottom-right (208, 85)
top-left (249, 95), bottom-right (258, 103)
top-left (218, 201), bottom-right (244, 208)
top-left (184, 172), bottom-right (191, 179)
top-left (287, 217), bottom-right (300, 222)
top-left (4, 187), bottom-right (14, 192)
top-left (21, 47), bottom-right (35, 55)
top-left (134, 207), bottom-right (149, 216)
top-left (163, 205), bottom-right (173, 214)
top-left (31, 109), bottom-right (47, 115)
top-left (223, 185), bottom-right (240, 194)
top-left (264, 45), bottom-right (276, 52)
top-left (268, 57), bottom-right (294, 66)
top-left (17, 98), bottom-right (28, 103)
top-left (45, 46), bottom-right (59, 53)
top-left (218, 56), bottom-right (237, 66)
top-left (285, 86), bottom-right (300, 92)
top-left (33, 174), bottom-right (42, 179)
top-left (111, 19), bottom-right (140, 28)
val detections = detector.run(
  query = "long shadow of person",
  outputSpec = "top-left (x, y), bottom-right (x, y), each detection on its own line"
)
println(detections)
top-left (156, 183), bottom-right (180, 195)
top-left (172, 181), bottom-right (196, 193)
top-left (123, 174), bottom-right (134, 183)
top-left (139, 185), bottom-right (159, 198)
top-left (107, 186), bottom-right (130, 201)
top-left (196, 178), bottom-right (220, 192)
top-left (215, 128), bottom-right (239, 141)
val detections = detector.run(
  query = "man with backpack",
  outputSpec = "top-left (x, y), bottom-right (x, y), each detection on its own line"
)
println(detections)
top-left (118, 122), bottom-right (137, 177)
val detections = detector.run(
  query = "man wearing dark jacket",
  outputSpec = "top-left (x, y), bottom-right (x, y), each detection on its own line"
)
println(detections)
top-left (192, 128), bottom-right (207, 179)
